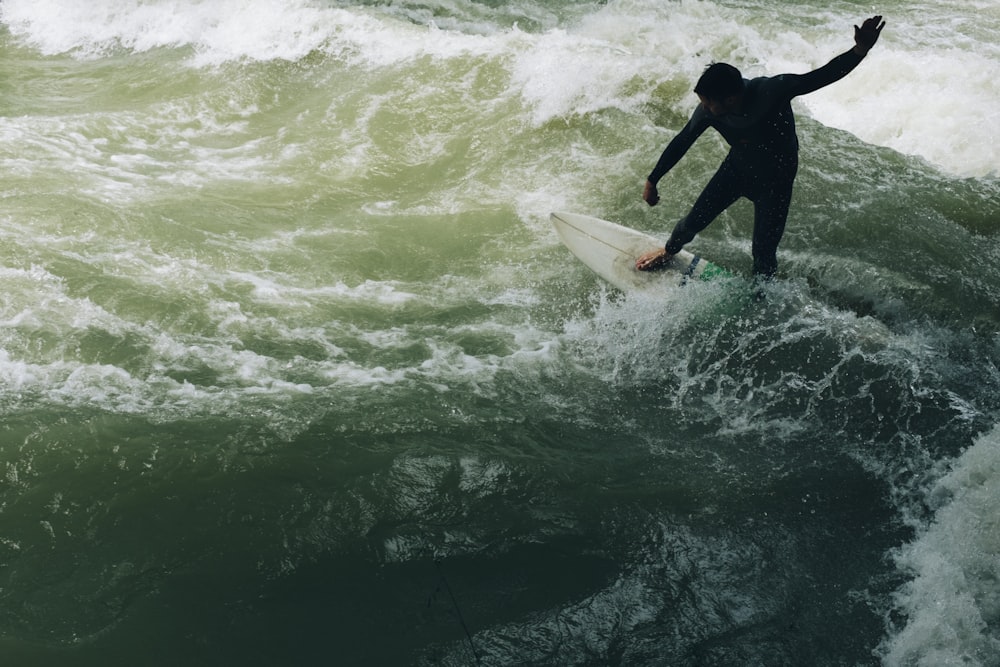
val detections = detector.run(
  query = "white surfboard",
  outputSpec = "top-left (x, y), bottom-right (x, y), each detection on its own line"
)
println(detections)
top-left (550, 211), bottom-right (724, 291)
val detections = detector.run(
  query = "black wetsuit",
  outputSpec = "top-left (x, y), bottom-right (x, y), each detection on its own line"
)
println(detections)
top-left (648, 49), bottom-right (866, 277)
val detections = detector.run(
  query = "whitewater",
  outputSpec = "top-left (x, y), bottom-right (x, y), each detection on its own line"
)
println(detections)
top-left (0, 0), bottom-right (998, 664)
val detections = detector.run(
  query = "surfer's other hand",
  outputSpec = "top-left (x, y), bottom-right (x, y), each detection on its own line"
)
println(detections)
top-left (636, 247), bottom-right (671, 271)
top-left (643, 180), bottom-right (660, 206)
top-left (853, 15), bottom-right (884, 56)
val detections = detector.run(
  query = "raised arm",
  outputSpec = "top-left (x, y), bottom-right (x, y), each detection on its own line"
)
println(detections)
top-left (773, 15), bottom-right (885, 99)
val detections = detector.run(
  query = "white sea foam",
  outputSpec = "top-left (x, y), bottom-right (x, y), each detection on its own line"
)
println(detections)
top-left (4, 0), bottom-right (994, 181)
top-left (0, 0), bottom-right (500, 66)
top-left (2, 0), bottom-right (337, 62)
top-left (0, 251), bottom-right (563, 432)
top-left (801, 45), bottom-right (999, 179)
top-left (881, 424), bottom-right (1000, 665)
top-left (510, 28), bottom-right (634, 127)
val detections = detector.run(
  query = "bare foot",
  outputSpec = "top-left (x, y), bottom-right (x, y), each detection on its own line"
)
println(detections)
top-left (636, 248), bottom-right (672, 271)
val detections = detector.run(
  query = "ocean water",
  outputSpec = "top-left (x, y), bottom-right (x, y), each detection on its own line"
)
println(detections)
top-left (0, 0), bottom-right (998, 664)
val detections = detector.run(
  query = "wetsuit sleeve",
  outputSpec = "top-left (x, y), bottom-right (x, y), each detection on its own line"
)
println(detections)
top-left (769, 48), bottom-right (866, 98)
top-left (647, 108), bottom-right (710, 184)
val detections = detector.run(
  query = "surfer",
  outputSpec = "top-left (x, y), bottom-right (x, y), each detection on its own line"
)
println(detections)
top-left (636, 15), bottom-right (886, 278)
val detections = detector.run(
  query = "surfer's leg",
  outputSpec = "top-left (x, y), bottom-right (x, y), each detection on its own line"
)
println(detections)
top-left (750, 178), bottom-right (795, 278)
top-left (665, 159), bottom-right (741, 255)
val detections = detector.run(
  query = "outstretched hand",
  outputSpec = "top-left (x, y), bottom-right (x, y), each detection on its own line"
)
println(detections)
top-left (854, 15), bottom-right (885, 56)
